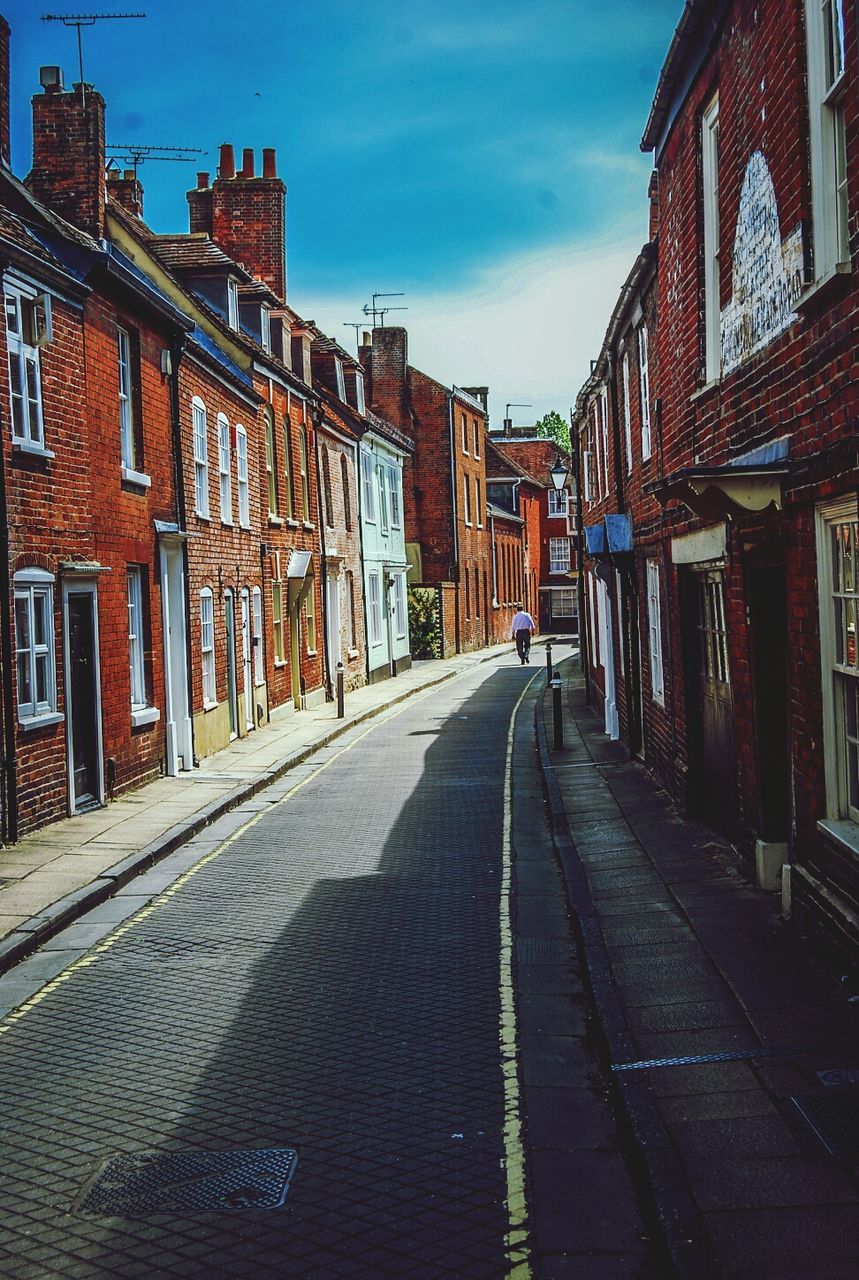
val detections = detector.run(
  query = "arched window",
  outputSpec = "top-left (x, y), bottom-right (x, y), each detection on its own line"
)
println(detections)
top-left (200, 588), bottom-right (216, 706)
top-left (322, 446), bottom-right (334, 527)
top-left (264, 407), bottom-right (277, 517)
top-left (236, 425), bottom-right (249, 527)
top-left (282, 413), bottom-right (295, 518)
top-left (217, 412), bottom-right (231, 522)
top-left (299, 423), bottom-right (310, 521)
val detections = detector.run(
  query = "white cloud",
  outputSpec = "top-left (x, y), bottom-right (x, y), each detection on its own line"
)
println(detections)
top-left (296, 227), bottom-right (646, 429)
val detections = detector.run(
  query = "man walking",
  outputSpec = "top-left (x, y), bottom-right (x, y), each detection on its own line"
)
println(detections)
top-left (511, 604), bottom-right (536, 665)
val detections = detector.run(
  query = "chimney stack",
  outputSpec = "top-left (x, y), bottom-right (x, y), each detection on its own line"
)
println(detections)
top-left (30, 75), bottom-right (106, 239)
top-left (503, 417), bottom-right (513, 436)
top-left (368, 326), bottom-right (409, 431)
top-left (188, 142), bottom-right (287, 300)
top-left (106, 166), bottom-right (143, 217)
top-left (0, 16), bottom-right (10, 168)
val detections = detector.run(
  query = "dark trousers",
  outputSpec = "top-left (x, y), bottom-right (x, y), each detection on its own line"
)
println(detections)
top-left (514, 630), bottom-right (531, 661)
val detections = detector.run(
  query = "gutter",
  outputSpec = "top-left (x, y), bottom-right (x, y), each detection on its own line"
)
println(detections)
top-left (167, 333), bottom-right (197, 767)
top-left (448, 393), bottom-right (461, 651)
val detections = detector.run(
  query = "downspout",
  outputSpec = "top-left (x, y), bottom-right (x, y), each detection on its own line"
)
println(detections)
top-left (448, 393), bottom-right (461, 652)
top-left (607, 351), bottom-right (639, 747)
top-left (312, 402), bottom-right (332, 700)
top-left (356, 438), bottom-right (372, 684)
top-left (167, 334), bottom-right (197, 764)
top-left (0, 400), bottom-right (17, 841)
top-left (571, 409), bottom-right (590, 700)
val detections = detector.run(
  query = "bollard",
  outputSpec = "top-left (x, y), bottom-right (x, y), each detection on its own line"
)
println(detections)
top-left (336, 660), bottom-right (345, 719)
top-left (546, 640), bottom-right (553, 686)
top-left (551, 673), bottom-right (564, 750)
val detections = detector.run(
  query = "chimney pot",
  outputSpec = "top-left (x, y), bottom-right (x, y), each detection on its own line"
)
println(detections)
top-left (218, 142), bottom-right (235, 179)
top-left (196, 170), bottom-right (209, 189)
top-left (241, 147), bottom-right (255, 178)
top-left (262, 147), bottom-right (276, 179)
top-left (39, 65), bottom-right (63, 93)
top-left (123, 169), bottom-right (134, 182)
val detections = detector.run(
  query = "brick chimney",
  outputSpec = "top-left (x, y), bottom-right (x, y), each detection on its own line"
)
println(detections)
top-left (30, 75), bottom-right (106, 239)
top-left (368, 327), bottom-right (409, 430)
top-left (187, 143), bottom-right (287, 300)
top-left (648, 168), bottom-right (659, 242)
top-left (0, 16), bottom-right (10, 169)
top-left (106, 167), bottom-right (143, 217)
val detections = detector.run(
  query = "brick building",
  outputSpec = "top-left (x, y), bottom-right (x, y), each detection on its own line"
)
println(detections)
top-left (574, 0), bottom-right (859, 968)
top-left (489, 429), bottom-right (577, 635)
top-left (360, 327), bottom-right (494, 656)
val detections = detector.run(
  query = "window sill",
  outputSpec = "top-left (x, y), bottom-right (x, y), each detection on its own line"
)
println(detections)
top-left (796, 261), bottom-right (852, 314)
top-left (254, 678), bottom-right (266, 689)
top-left (196, 513), bottom-right (211, 523)
top-left (690, 379), bottom-right (720, 404)
top-left (221, 518), bottom-right (234, 528)
top-left (302, 521), bottom-right (315, 531)
top-left (347, 648), bottom-right (359, 659)
top-left (121, 466), bottom-right (152, 490)
top-left (268, 515), bottom-right (283, 527)
top-left (274, 658), bottom-right (288, 669)
top-left (239, 522), bottom-right (251, 532)
top-left (817, 817), bottom-right (859, 859)
top-left (131, 705), bottom-right (160, 727)
top-left (202, 700), bottom-right (219, 712)
top-left (19, 710), bottom-right (64, 732)
top-left (12, 441), bottom-right (55, 460)
top-left (286, 518), bottom-right (301, 528)
top-left (306, 648), bottom-right (318, 657)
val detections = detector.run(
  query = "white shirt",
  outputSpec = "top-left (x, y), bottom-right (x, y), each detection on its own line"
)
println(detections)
top-left (511, 610), bottom-right (535, 634)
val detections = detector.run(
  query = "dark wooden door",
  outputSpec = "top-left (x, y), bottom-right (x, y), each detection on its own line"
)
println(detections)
top-left (68, 592), bottom-right (99, 807)
top-left (694, 570), bottom-right (737, 826)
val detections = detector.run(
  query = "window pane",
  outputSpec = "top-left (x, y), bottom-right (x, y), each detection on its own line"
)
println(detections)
top-left (35, 652), bottom-right (48, 705)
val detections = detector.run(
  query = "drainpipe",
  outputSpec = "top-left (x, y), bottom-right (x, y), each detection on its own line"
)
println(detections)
top-left (570, 410), bottom-right (590, 698)
top-left (311, 401), bottom-right (333, 700)
top-left (168, 334), bottom-right (197, 765)
top-left (448, 393), bottom-right (461, 652)
top-left (0, 400), bottom-right (17, 842)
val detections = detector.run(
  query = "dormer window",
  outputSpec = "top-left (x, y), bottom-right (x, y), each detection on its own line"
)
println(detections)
top-left (355, 370), bottom-right (366, 415)
top-left (261, 306), bottom-right (271, 353)
top-left (227, 277), bottom-right (239, 329)
top-left (334, 357), bottom-right (346, 401)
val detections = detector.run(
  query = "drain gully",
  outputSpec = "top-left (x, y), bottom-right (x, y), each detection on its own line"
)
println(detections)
top-left (77, 1148), bottom-right (298, 1215)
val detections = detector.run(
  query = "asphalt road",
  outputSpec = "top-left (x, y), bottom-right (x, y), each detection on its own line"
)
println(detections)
top-left (0, 653), bottom-right (650, 1279)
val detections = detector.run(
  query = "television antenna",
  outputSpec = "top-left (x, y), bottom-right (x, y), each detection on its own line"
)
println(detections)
top-left (342, 322), bottom-right (365, 348)
top-left (107, 143), bottom-right (205, 183)
top-left (361, 291), bottom-right (407, 327)
top-left (506, 402), bottom-right (532, 419)
top-left (42, 13), bottom-right (146, 104)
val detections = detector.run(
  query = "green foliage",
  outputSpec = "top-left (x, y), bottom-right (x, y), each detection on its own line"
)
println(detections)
top-left (536, 410), bottom-right (571, 453)
top-left (407, 586), bottom-right (441, 659)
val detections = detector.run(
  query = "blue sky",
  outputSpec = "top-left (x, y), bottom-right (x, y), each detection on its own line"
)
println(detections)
top-left (6, 0), bottom-right (680, 425)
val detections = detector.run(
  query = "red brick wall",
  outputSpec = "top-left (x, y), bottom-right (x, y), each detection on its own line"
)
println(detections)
top-left (191, 149), bottom-right (286, 299)
top-left (30, 83), bottom-right (106, 239)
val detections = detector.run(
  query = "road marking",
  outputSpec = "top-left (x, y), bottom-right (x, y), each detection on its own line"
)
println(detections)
top-left (500, 672), bottom-right (539, 1279)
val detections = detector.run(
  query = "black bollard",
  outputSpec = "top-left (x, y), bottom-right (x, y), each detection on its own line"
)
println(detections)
top-left (546, 640), bottom-right (553, 686)
top-left (336, 660), bottom-right (345, 718)
top-left (551, 672), bottom-right (564, 750)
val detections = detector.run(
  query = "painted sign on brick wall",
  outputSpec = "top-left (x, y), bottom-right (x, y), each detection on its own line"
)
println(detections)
top-left (721, 150), bottom-right (804, 374)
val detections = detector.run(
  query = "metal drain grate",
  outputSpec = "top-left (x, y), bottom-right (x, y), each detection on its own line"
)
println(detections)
top-left (791, 1093), bottom-right (859, 1157)
top-left (516, 937), bottom-right (572, 964)
top-left (78, 1148), bottom-right (298, 1214)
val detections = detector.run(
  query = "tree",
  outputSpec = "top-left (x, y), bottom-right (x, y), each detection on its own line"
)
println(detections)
top-left (535, 410), bottom-right (570, 453)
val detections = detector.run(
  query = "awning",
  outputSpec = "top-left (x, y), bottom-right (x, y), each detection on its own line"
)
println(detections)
top-left (645, 439), bottom-right (791, 521)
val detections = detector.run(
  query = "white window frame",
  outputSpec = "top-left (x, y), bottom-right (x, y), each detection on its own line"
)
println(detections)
top-left (355, 371), bottom-right (366, 415)
top-left (252, 586), bottom-right (264, 685)
top-left (475, 476), bottom-right (483, 528)
top-left (346, 571), bottom-right (357, 650)
top-left (200, 587), bottom-right (216, 708)
top-left (361, 448), bottom-right (376, 522)
top-left (368, 572), bottom-right (382, 646)
top-left (334, 357), bottom-right (346, 401)
top-left (117, 325), bottom-right (136, 470)
top-left (461, 411), bottom-right (470, 454)
top-left (583, 450), bottom-right (592, 503)
top-left (600, 387), bottom-right (609, 499)
top-left (272, 578), bottom-right (285, 664)
top-left (236, 424), bottom-right (250, 528)
top-left (218, 413), bottom-right (232, 523)
top-left (622, 350), bottom-right (633, 474)
top-left (127, 566), bottom-right (147, 712)
top-left (548, 489), bottom-right (568, 518)
top-left (816, 498), bottom-right (859, 822)
top-left (589, 572), bottom-right (599, 667)
top-left (473, 419), bottom-right (481, 458)
top-left (702, 95), bottom-right (721, 383)
top-left (638, 324), bottom-right (652, 461)
top-left (552, 588), bottom-right (577, 619)
top-left (463, 474), bottom-right (472, 526)
top-left (260, 306), bottom-right (271, 353)
top-left (227, 277), bottom-right (239, 329)
top-left (5, 283), bottom-right (47, 452)
top-left (192, 396), bottom-right (209, 518)
top-left (299, 424), bottom-right (310, 521)
top-left (379, 463), bottom-right (390, 534)
top-left (389, 463), bottom-right (401, 527)
top-left (13, 568), bottom-right (57, 724)
top-left (806, 0), bottom-right (849, 277)
top-left (549, 537), bottom-right (570, 574)
top-left (646, 559), bottom-right (665, 706)
top-left (264, 410), bottom-right (277, 518)
top-left (304, 578), bottom-right (317, 654)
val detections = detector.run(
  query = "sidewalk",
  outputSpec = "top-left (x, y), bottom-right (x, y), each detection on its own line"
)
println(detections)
top-left (538, 659), bottom-right (859, 1279)
top-left (0, 644), bottom-right (514, 975)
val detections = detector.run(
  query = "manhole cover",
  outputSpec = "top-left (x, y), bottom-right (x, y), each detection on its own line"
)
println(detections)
top-left (817, 1068), bottom-right (859, 1087)
top-left (791, 1093), bottom-right (859, 1156)
top-left (78, 1148), bottom-right (298, 1214)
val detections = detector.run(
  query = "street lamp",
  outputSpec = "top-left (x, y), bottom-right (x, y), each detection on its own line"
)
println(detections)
top-left (549, 454), bottom-right (569, 491)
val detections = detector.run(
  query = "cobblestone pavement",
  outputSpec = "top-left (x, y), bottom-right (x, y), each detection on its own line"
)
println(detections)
top-left (0, 654), bottom-right (650, 1279)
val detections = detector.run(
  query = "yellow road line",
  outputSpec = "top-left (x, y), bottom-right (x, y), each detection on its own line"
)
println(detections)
top-left (501, 672), bottom-right (538, 1278)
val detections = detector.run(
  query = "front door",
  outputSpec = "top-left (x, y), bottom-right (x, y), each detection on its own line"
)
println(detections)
top-left (691, 569), bottom-right (737, 828)
top-left (160, 540), bottom-right (192, 774)
top-left (65, 586), bottom-right (102, 810)
top-left (241, 587), bottom-right (253, 732)
top-left (224, 591), bottom-right (239, 739)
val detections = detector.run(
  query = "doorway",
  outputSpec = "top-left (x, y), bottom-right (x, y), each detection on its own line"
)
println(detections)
top-left (63, 582), bottom-right (103, 812)
top-left (686, 568), bottom-right (737, 828)
top-left (224, 590), bottom-right (239, 739)
top-left (159, 538), bottom-right (192, 774)
top-left (241, 588), bottom-right (254, 731)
